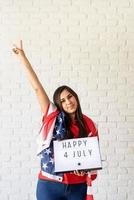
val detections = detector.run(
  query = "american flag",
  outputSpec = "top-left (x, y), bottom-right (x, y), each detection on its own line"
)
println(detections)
top-left (39, 111), bottom-right (66, 175)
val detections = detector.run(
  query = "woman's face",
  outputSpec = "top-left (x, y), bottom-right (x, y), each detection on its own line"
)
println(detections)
top-left (60, 89), bottom-right (78, 119)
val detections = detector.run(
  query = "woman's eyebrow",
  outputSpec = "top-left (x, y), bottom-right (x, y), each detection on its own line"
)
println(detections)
top-left (60, 93), bottom-right (71, 101)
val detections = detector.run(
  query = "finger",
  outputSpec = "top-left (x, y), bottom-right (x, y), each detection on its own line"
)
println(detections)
top-left (13, 44), bottom-right (18, 49)
top-left (74, 170), bottom-right (86, 176)
top-left (80, 171), bottom-right (85, 176)
top-left (12, 48), bottom-right (19, 54)
top-left (20, 40), bottom-right (23, 49)
top-left (74, 170), bottom-right (81, 176)
top-left (13, 44), bottom-right (20, 51)
top-left (73, 170), bottom-right (78, 175)
top-left (78, 171), bottom-right (83, 176)
top-left (13, 43), bottom-right (22, 51)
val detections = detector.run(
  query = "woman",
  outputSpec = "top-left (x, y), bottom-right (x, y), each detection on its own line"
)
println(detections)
top-left (13, 41), bottom-right (98, 200)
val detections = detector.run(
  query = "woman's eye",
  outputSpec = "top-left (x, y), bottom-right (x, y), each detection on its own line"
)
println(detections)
top-left (61, 99), bottom-right (65, 103)
top-left (68, 95), bottom-right (73, 99)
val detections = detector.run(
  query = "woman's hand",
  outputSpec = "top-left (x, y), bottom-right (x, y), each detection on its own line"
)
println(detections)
top-left (12, 40), bottom-right (26, 60)
top-left (73, 170), bottom-right (87, 176)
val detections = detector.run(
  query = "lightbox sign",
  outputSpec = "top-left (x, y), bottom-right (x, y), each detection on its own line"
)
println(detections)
top-left (54, 136), bottom-right (102, 172)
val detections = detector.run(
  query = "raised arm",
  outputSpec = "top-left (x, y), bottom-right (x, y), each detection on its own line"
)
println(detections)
top-left (12, 40), bottom-right (50, 113)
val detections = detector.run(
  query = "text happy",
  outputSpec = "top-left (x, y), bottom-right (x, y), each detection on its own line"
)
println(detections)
top-left (62, 139), bottom-right (88, 149)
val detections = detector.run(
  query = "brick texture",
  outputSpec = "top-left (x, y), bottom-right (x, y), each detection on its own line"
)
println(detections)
top-left (0, 0), bottom-right (134, 199)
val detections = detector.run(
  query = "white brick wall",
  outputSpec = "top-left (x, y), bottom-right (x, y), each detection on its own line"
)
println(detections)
top-left (0, 0), bottom-right (134, 199)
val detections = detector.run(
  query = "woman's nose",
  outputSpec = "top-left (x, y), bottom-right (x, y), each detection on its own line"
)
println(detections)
top-left (66, 99), bottom-right (71, 104)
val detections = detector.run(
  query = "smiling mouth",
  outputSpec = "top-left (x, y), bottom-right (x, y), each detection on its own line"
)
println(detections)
top-left (67, 106), bottom-right (75, 110)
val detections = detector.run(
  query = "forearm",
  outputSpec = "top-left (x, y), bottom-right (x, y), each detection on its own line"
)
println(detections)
top-left (20, 55), bottom-right (43, 91)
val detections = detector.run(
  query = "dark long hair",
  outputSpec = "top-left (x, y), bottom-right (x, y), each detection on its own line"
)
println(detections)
top-left (53, 85), bottom-right (88, 139)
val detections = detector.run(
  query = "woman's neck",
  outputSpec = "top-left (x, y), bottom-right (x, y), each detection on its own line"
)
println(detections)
top-left (69, 113), bottom-right (76, 121)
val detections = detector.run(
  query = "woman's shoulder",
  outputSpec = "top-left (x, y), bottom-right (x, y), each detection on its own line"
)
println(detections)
top-left (41, 102), bottom-right (58, 123)
top-left (82, 114), bottom-right (98, 136)
top-left (83, 114), bottom-right (95, 125)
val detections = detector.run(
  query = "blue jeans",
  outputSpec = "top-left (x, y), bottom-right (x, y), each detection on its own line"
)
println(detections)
top-left (36, 179), bottom-right (87, 200)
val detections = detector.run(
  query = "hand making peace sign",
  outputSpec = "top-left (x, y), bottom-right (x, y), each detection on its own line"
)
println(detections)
top-left (12, 40), bottom-right (26, 59)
